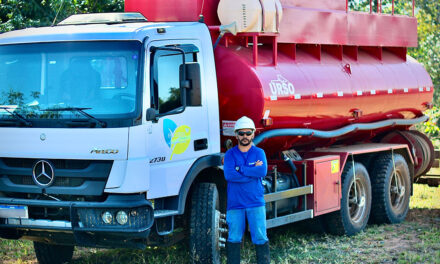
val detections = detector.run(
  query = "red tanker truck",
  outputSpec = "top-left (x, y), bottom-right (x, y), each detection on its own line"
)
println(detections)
top-left (0, 0), bottom-right (435, 263)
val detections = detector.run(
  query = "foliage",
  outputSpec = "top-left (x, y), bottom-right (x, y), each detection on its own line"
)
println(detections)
top-left (423, 107), bottom-right (440, 136)
top-left (0, 0), bottom-right (124, 32)
top-left (409, 0), bottom-right (440, 106)
top-left (415, 107), bottom-right (440, 148)
top-left (409, 1), bottom-right (440, 135)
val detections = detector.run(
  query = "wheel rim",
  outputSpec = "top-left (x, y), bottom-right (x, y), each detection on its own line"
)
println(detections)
top-left (348, 177), bottom-right (368, 224)
top-left (390, 170), bottom-right (406, 212)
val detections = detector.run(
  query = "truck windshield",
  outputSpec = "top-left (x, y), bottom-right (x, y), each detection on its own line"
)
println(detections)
top-left (0, 41), bottom-right (141, 127)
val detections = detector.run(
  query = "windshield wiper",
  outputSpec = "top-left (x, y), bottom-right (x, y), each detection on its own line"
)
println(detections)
top-left (0, 107), bottom-right (33, 127)
top-left (44, 107), bottom-right (107, 128)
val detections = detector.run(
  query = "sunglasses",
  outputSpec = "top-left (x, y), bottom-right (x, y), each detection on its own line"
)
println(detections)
top-left (237, 131), bottom-right (253, 136)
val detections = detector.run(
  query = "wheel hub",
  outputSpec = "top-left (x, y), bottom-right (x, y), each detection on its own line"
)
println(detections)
top-left (390, 171), bottom-right (406, 209)
top-left (216, 211), bottom-right (227, 249)
top-left (349, 178), bottom-right (367, 224)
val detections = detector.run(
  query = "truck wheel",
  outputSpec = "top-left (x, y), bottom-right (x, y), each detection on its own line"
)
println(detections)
top-left (325, 162), bottom-right (372, 236)
top-left (33, 242), bottom-right (74, 264)
top-left (369, 153), bottom-right (411, 224)
top-left (189, 183), bottom-right (222, 264)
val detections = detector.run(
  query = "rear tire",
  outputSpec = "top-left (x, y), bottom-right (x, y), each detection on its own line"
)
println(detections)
top-left (33, 242), bottom-right (74, 264)
top-left (325, 162), bottom-right (372, 236)
top-left (189, 183), bottom-right (221, 264)
top-left (369, 153), bottom-right (411, 224)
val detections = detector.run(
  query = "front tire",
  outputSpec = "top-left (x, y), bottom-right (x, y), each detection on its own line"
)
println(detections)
top-left (325, 162), bottom-right (372, 236)
top-left (189, 183), bottom-right (222, 264)
top-left (34, 242), bottom-right (74, 264)
top-left (369, 153), bottom-right (411, 224)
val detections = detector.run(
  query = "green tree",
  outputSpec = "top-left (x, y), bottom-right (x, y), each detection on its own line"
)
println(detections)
top-left (408, 0), bottom-right (440, 106)
top-left (0, 0), bottom-right (124, 32)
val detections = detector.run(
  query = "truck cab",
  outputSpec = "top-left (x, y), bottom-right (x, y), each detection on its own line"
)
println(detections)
top-left (0, 12), bottom-right (221, 255)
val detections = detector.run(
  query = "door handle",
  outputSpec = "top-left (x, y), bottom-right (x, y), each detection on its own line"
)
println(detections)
top-left (194, 138), bottom-right (208, 151)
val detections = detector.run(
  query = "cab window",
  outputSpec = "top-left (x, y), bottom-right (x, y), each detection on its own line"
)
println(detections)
top-left (150, 45), bottom-right (198, 115)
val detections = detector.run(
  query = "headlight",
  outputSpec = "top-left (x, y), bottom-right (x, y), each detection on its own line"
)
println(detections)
top-left (116, 210), bottom-right (128, 225)
top-left (101, 211), bottom-right (113, 224)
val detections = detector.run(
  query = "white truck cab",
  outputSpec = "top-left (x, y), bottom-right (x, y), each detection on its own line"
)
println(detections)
top-left (0, 13), bottom-right (223, 260)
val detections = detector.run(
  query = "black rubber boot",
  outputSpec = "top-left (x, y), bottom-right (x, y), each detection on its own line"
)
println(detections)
top-left (255, 242), bottom-right (270, 264)
top-left (227, 242), bottom-right (241, 264)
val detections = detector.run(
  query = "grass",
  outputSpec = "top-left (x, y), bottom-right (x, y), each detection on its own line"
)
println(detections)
top-left (1, 184), bottom-right (439, 264)
top-left (410, 183), bottom-right (440, 209)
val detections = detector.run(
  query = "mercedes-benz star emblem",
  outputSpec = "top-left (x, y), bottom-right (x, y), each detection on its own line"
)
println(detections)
top-left (32, 160), bottom-right (55, 187)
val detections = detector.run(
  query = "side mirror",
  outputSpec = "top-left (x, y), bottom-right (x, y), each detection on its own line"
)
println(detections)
top-left (180, 63), bottom-right (201, 106)
top-left (146, 108), bottom-right (158, 122)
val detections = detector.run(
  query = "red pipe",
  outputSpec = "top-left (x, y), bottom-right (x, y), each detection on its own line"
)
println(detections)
top-left (392, 0), bottom-right (394, 15)
top-left (253, 36), bottom-right (258, 66)
top-left (272, 36), bottom-right (277, 66)
top-left (208, 25), bottom-right (220, 32)
top-left (412, 0), bottom-right (415, 16)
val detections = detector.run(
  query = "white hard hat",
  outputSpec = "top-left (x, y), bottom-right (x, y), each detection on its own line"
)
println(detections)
top-left (234, 116), bottom-right (256, 132)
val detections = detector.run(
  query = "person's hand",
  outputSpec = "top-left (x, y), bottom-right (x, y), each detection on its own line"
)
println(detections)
top-left (255, 160), bottom-right (263, 166)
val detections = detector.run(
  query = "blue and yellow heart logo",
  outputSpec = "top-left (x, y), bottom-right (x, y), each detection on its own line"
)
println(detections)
top-left (163, 119), bottom-right (191, 160)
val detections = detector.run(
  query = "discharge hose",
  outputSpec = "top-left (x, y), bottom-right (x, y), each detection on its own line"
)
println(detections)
top-left (254, 115), bottom-right (429, 145)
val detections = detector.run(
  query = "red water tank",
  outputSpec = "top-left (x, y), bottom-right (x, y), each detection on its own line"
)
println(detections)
top-left (214, 40), bottom-right (432, 152)
top-left (126, 0), bottom-right (434, 152)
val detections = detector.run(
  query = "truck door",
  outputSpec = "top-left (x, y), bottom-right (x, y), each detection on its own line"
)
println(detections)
top-left (145, 40), bottom-right (209, 199)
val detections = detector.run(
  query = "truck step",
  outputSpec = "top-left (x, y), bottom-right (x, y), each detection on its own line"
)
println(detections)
top-left (264, 185), bottom-right (313, 203)
top-left (154, 209), bottom-right (179, 218)
top-left (266, 209), bottom-right (314, 229)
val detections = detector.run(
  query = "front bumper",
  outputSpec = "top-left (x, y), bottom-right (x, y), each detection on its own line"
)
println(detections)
top-left (0, 194), bottom-right (154, 248)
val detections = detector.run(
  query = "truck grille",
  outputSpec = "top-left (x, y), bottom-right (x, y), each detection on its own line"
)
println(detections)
top-left (2, 158), bottom-right (91, 170)
top-left (8, 175), bottom-right (84, 187)
top-left (0, 158), bottom-right (113, 196)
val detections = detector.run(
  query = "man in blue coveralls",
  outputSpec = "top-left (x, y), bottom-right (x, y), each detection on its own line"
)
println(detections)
top-left (224, 116), bottom-right (270, 264)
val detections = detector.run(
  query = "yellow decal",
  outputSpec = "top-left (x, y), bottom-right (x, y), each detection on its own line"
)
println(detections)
top-left (170, 125), bottom-right (191, 160)
top-left (331, 160), bottom-right (339, 174)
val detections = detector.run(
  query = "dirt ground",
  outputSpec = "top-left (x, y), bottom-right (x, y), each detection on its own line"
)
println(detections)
top-left (383, 208), bottom-right (440, 258)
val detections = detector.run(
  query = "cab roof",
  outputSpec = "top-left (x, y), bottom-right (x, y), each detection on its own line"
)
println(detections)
top-left (0, 20), bottom-right (207, 45)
